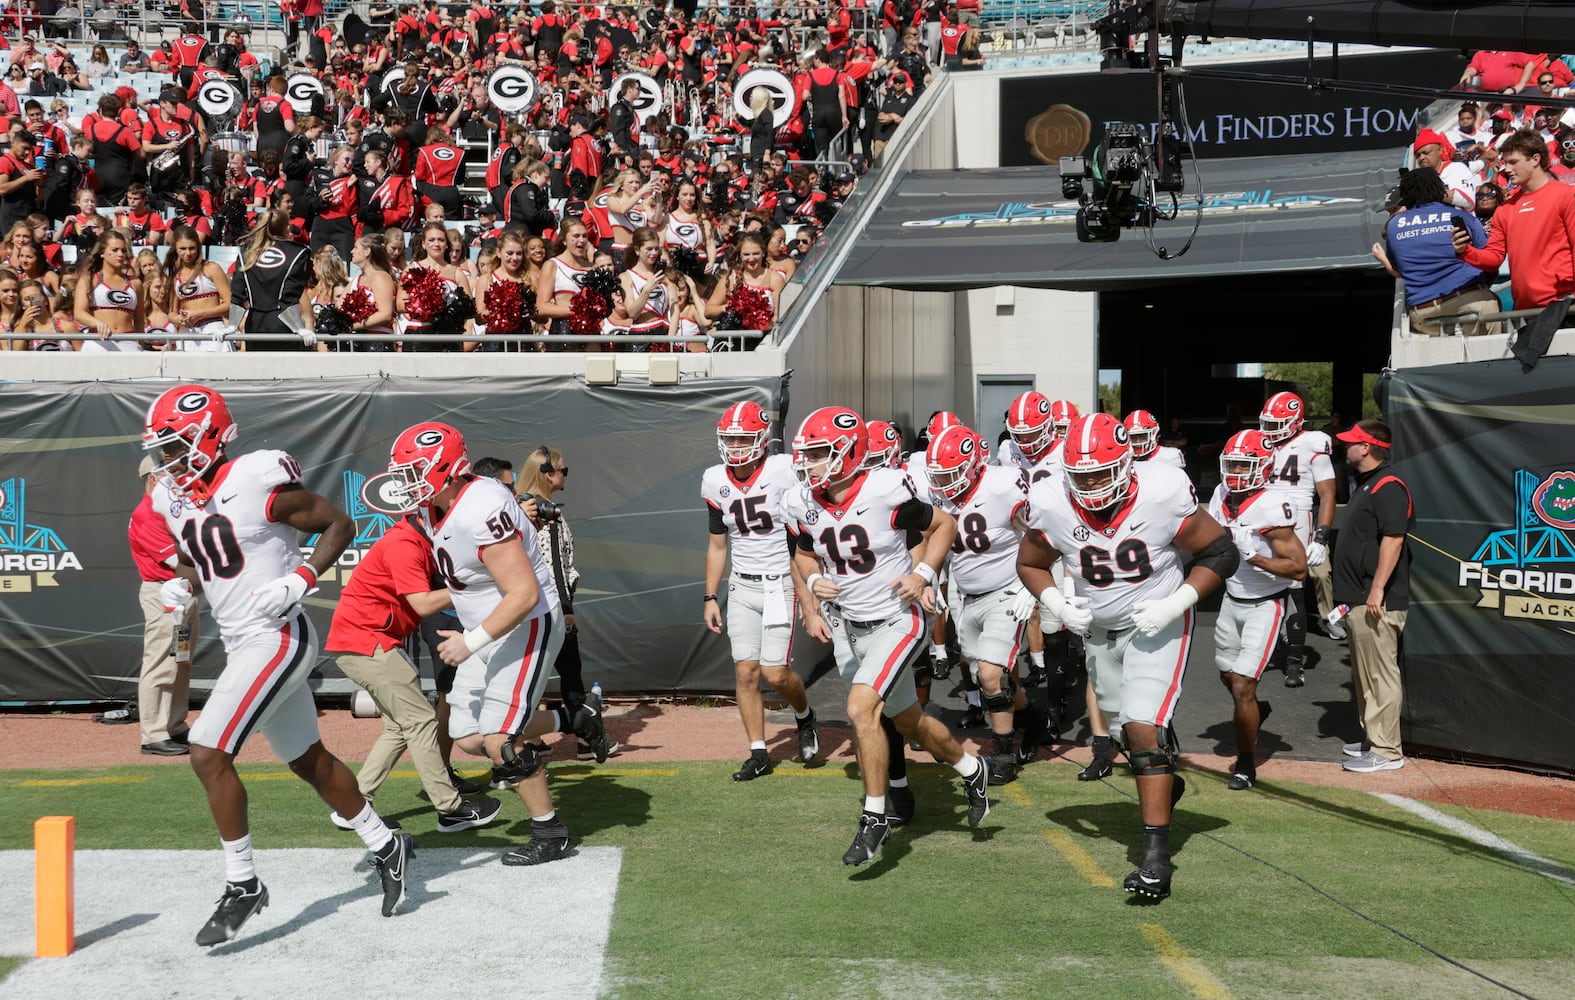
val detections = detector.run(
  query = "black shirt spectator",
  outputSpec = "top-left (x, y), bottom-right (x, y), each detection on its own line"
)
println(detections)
top-left (1332, 424), bottom-right (1413, 613)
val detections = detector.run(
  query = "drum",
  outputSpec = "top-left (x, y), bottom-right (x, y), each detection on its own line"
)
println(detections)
top-left (213, 132), bottom-right (249, 154)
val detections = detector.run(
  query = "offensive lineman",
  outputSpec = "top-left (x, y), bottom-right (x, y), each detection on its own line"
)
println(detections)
top-left (143, 384), bottom-right (413, 946)
top-left (1016, 413), bottom-right (1237, 899)
top-left (926, 424), bottom-right (1051, 783)
top-left (787, 406), bottom-right (991, 866)
top-left (387, 421), bottom-right (610, 866)
top-left (1208, 431), bottom-right (1307, 791)
top-left (1259, 392), bottom-right (1336, 687)
top-left (702, 400), bottom-right (821, 781)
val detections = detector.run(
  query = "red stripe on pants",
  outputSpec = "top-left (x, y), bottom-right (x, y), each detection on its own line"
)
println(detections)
top-left (499, 618), bottom-right (542, 735)
top-left (1153, 608), bottom-right (1193, 725)
top-left (871, 607), bottom-right (922, 696)
top-left (218, 620), bottom-right (295, 751)
top-left (1251, 600), bottom-right (1284, 680)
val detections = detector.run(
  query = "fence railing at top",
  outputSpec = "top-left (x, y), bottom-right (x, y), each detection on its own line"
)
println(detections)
top-left (32, 330), bottom-right (768, 349)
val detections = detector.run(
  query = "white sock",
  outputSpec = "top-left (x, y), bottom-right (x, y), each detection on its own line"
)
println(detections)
top-left (952, 753), bottom-right (981, 778)
top-left (750, 740), bottom-right (767, 752)
top-left (965, 690), bottom-right (981, 707)
top-left (348, 801), bottom-right (393, 854)
top-left (221, 834), bottom-right (255, 884)
top-left (930, 643), bottom-right (946, 661)
top-left (532, 810), bottom-right (557, 824)
top-left (863, 794), bottom-right (885, 814)
top-left (888, 776), bottom-right (909, 789)
top-left (1030, 651), bottom-right (1045, 668)
top-left (793, 705), bottom-right (812, 720)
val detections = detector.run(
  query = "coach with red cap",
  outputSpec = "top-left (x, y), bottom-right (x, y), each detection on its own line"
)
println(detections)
top-left (1330, 419), bottom-right (1414, 774)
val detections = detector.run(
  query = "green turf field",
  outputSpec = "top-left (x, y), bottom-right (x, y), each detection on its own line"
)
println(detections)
top-left (4, 760), bottom-right (1573, 999)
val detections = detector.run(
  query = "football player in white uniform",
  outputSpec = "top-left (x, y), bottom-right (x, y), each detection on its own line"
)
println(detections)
top-left (1260, 392), bottom-right (1337, 686)
top-left (702, 401), bottom-right (820, 781)
top-left (927, 425), bottom-right (1052, 783)
top-left (1208, 431), bottom-right (1307, 791)
top-left (787, 406), bottom-right (991, 867)
top-left (1125, 410), bottom-right (1187, 470)
top-left (143, 384), bottom-right (412, 946)
top-left (1016, 413), bottom-right (1237, 900)
top-left (387, 421), bottom-right (611, 867)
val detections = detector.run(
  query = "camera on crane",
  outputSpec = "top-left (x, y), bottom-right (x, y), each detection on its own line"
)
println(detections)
top-left (1060, 122), bottom-right (1156, 243)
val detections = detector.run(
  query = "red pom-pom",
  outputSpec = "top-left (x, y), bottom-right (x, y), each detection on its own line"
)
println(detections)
top-left (401, 265), bottom-right (446, 323)
top-left (726, 283), bottom-right (774, 332)
top-left (339, 285), bottom-right (375, 324)
top-left (568, 289), bottom-right (611, 337)
top-left (484, 278), bottom-right (526, 336)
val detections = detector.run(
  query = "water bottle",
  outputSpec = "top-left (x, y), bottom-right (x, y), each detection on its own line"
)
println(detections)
top-left (591, 681), bottom-right (603, 704)
top-left (170, 616), bottom-right (192, 664)
top-left (1327, 604), bottom-right (1351, 627)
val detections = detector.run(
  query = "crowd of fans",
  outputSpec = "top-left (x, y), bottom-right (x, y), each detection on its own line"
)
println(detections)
top-left (0, 0), bottom-right (989, 352)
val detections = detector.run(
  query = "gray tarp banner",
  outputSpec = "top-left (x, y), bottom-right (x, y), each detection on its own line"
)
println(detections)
top-left (1386, 359), bottom-right (1575, 775)
top-left (0, 376), bottom-right (782, 704)
top-left (1164, 1), bottom-right (1575, 51)
top-left (835, 148), bottom-right (1396, 290)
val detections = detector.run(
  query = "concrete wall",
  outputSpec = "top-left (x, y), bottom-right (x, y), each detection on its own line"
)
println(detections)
top-left (955, 286), bottom-right (1099, 424)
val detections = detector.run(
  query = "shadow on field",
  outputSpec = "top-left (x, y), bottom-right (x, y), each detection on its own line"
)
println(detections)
top-left (843, 764), bottom-right (1005, 880)
top-left (540, 773), bottom-right (653, 838)
top-left (77, 912), bottom-right (158, 948)
top-left (1198, 700), bottom-right (1291, 759)
top-left (1043, 798), bottom-right (1229, 863)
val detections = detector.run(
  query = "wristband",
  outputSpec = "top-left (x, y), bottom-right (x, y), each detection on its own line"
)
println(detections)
top-left (461, 625), bottom-right (497, 656)
top-left (1314, 526), bottom-right (1331, 545)
top-left (805, 573), bottom-right (824, 591)
top-left (913, 562), bottom-right (936, 585)
top-left (703, 593), bottom-right (718, 602)
top-left (293, 565), bottom-right (318, 589)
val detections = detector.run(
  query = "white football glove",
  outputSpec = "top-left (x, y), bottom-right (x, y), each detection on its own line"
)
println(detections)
top-left (252, 571), bottom-right (310, 618)
top-left (1231, 526), bottom-right (1258, 562)
top-left (929, 585), bottom-right (948, 614)
top-left (160, 576), bottom-right (193, 612)
top-left (1132, 584), bottom-right (1200, 638)
top-left (1305, 540), bottom-right (1328, 568)
top-left (1039, 584), bottom-right (1093, 634)
top-left (1006, 588), bottom-right (1037, 623)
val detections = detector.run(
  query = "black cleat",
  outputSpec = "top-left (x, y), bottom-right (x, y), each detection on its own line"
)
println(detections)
top-left (957, 705), bottom-right (986, 730)
top-left (576, 740), bottom-right (621, 761)
top-left (963, 756), bottom-right (991, 826)
top-left (436, 797), bottom-right (503, 833)
top-left (984, 733), bottom-right (1018, 785)
top-left (371, 832), bottom-right (414, 917)
top-left (1078, 754), bottom-right (1115, 781)
top-left (1023, 663), bottom-right (1046, 687)
top-left (1227, 770), bottom-right (1255, 791)
top-left (930, 656), bottom-right (953, 682)
top-left (1017, 708), bottom-right (1051, 765)
top-left (502, 819), bottom-right (572, 866)
top-left (448, 767), bottom-right (490, 795)
top-left (1284, 664), bottom-right (1306, 688)
top-left (1124, 864), bottom-right (1172, 900)
top-left (732, 752), bottom-right (773, 781)
top-left (195, 878), bottom-right (268, 946)
top-left (796, 709), bottom-right (820, 763)
top-left (842, 810), bottom-right (889, 866)
top-left (573, 689), bottom-right (613, 763)
top-left (885, 785), bottom-right (916, 827)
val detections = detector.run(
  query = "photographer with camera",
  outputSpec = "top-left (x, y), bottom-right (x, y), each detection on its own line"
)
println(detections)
top-left (514, 446), bottom-right (618, 761)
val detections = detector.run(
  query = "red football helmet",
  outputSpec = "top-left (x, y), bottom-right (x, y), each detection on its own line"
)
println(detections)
top-left (792, 406), bottom-right (866, 490)
top-left (1259, 391), bottom-right (1304, 447)
top-left (1123, 409), bottom-right (1160, 459)
top-left (1220, 429), bottom-right (1273, 494)
top-left (1050, 399), bottom-right (1080, 439)
top-left (142, 383), bottom-right (238, 505)
top-left (717, 400), bottom-right (771, 467)
top-left (926, 424), bottom-right (985, 502)
top-left (863, 420), bottom-right (902, 470)
top-left (388, 422), bottom-right (471, 510)
top-left (1061, 413), bottom-right (1134, 512)
top-left (1006, 391), bottom-right (1054, 461)
top-left (925, 410), bottom-right (962, 442)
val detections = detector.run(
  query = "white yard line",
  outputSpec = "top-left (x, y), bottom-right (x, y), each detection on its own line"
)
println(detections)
top-left (0, 847), bottom-right (622, 999)
top-left (1373, 793), bottom-right (1575, 888)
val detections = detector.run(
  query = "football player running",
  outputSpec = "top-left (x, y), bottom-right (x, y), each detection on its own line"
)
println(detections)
top-left (926, 425), bottom-right (1051, 784)
top-left (1208, 431), bottom-right (1307, 791)
top-left (702, 401), bottom-right (821, 781)
top-left (143, 384), bottom-right (413, 946)
top-left (1016, 413), bottom-right (1237, 900)
top-left (387, 421), bottom-right (610, 867)
top-left (787, 406), bottom-right (991, 867)
top-left (1125, 410), bottom-right (1187, 470)
top-left (1259, 392), bottom-right (1337, 686)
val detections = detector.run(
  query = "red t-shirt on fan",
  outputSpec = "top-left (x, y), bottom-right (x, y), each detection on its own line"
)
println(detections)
top-left (323, 518), bottom-right (439, 656)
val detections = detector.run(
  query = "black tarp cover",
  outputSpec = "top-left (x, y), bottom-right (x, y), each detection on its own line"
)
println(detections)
top-left (1165, 1), bottom-right (1575, 51)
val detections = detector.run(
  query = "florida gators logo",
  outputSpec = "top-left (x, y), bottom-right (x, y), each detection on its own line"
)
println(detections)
top-left (1532, 471), bottom-right (1575, 528)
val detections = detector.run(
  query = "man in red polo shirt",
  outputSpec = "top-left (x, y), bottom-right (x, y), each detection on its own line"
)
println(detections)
top-left (324, 514), bottom-right (501, 833)
top-left (127, 455), bottom-right (197, 755)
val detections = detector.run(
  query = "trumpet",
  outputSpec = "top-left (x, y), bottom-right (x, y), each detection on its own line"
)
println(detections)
top-left (551, 89), bottom-right (564, 117)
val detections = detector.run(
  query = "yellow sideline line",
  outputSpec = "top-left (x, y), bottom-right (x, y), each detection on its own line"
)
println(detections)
top-left (1041, 829), bottom-right (1116, 888)
top-left (230, 766), bottom-right (683, 782)
top-left (17, 775), bottom-right (149, 788)
top-left (1140, 924), bottom-right (1234, 1000)
top-left (1001, 782), bottom-right (1033, 807)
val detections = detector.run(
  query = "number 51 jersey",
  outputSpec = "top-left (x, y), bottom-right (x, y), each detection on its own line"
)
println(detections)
top-left (431, 476), bottom-right (560, 631)
top-left (701, 453), bottom-right (798, 576)
top-left (1025, 463), bottom-right (1196, 630)
top-left (154, 449), bottom-right (313, 645)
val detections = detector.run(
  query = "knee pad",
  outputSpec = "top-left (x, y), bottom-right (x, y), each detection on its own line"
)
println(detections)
top-left (981, 673), bottom-right (1017, 713)
top-left (497, 742), bottom-right (544, 782)
top-left (1124, 726), bottom-right (1179, 776)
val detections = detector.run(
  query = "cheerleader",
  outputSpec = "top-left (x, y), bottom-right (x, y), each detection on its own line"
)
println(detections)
top-left (474, 229), bottom-right (533, 353)
top-left (165, 225), bottom-right (235, 353)
top-left (533, 218), bottom-right (596, 349)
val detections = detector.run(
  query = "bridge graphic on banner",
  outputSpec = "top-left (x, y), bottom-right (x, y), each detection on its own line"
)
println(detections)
top-left (306, 470), bottom-right (396, 553)
top-left (1470, 470), bottom-right (1575, 569)
top-left (0, 479), bottom-right (67, 554)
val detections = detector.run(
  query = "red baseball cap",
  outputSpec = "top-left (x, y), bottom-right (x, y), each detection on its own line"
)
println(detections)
top-left (1336, 425), bottom-right (1390, 449)
top-left (1412, 128), bottom-right (1447, 156)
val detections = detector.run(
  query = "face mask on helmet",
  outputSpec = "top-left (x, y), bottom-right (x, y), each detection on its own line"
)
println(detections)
top-left (1009, 422), bottom-right (1052, 461)
top-left (1067, 458), bottom-right (1132, 511)
top-left (718, 430), bottom-right (767, 466)
top-left (1221, 456), bottom-right (1268, 493)
top-left (793, 443), bottom-right (847, 489)
top-left (927, 457), bottom-right (976, 501)
top-left (145, 425), bottom-right (218, 503)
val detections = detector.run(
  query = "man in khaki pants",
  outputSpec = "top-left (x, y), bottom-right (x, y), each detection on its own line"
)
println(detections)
top-left (1330, 420), bottom-right (1414, 773)
top-left (324, 515), bottom-right (501, 833)
top-left (128, 454), bottom-right (195, 755)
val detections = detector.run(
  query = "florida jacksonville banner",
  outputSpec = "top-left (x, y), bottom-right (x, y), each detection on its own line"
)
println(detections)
top-left (0, 376), bottom-right (782, 705)
top-left (1385, 358), bottom-right (1575, 775)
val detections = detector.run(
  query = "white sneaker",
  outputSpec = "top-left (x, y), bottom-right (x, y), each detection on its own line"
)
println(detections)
top-left (1343, 751), bottom-right (1404, 773)
top-left (1342, 741), bottom-right (1367, 758)
top-left (1326, 621), bottom-right (1348, 640)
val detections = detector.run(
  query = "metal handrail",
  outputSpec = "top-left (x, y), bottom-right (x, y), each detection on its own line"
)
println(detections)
top-left (38, 330), bottom-right (765, 345)
top-left (1414, 307), bottom-right (1559, 335)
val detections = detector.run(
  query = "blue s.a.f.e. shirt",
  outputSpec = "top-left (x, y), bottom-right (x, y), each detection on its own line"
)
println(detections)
top-left (1384, 200), bottom-right (1495, 308)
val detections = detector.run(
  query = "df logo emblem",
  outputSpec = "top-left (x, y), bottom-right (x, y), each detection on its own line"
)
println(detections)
top-left (1024, 104), bottom-right (1092, 165)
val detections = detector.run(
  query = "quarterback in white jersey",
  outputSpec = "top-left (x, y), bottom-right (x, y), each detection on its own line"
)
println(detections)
top-left (143, 384), bottom-right (409, 946)
top-left (1259, 391), bottom-right (1337, 684)
top-left (389, 421), bottom-right (609, 868)
top-left (1017, 413), bottom-right (1236, 901)
top-left (1207, 430), bottom-right (1308, 792)
top-left (927, 425), bottom-right (1052, 783)
top-left (789, 406), bottom-right (991, 867)
top-left (702, 400), bottom-right (819, 781)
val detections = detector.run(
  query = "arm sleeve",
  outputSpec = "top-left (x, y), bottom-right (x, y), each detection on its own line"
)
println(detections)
top-left (891, 497), bottom-right (934, 532)
top-left (707, 503), bottom-right (727, 534)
